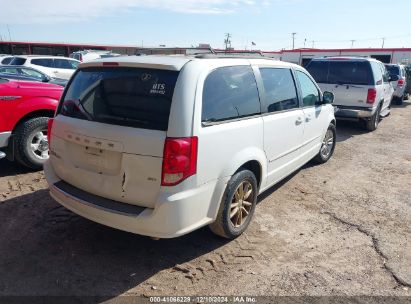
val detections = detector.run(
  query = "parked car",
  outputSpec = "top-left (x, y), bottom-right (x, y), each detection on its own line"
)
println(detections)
top-left (44, 55), bottom-right (336, 239)
top-left (0, 79), bottom-right (63, 169)
top-left (69, 50), bottom-right (122, 62)
top-left (306, 57), bottom-right (395, 131)
top-left (385, 64), bottom-right (407, 104)
top-left (0, 65), bottom-right (68, 87)
top-left (8, 56), bottom-right (80, 80)
top-left (0, 55), bottom-right (14, 65)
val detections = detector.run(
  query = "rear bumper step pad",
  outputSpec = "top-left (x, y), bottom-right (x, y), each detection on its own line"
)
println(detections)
top-left (54, 181), bottom-right (146, 217)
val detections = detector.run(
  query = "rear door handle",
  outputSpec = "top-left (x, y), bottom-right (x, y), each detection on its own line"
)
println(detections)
top-left (295, 117), bottom-right (303, 125)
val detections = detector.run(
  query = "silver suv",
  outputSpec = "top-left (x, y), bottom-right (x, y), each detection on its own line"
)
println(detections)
top-left (385, 64), bottom-right (407, 105)
top-left (306, 57), bottom-right (395, 131)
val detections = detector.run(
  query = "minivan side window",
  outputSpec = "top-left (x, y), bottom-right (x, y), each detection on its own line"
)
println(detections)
top-left (296, 71), bottom-right (320, 107)
top-left (31, 59), bottom-right (54, 68)
top-left (259, 68), bottom-right (299, 112)
top-left (202, 66), bottom-right (261, 123)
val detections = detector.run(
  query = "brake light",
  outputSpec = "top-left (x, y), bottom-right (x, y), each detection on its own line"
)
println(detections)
top-left (398, 78), bottom-right (405, 87)
top-left (102, 62), bottom-right (119, 66)
top-left (161, 137), bottom-right (198, 186)
top-left (366, 89), bottom-right (377, 104)
top-left (47, 118), bottom-right (54, 147)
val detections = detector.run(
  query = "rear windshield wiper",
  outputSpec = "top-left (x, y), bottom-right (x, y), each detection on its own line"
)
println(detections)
top-left (95, 114), bottom-right (149, 125)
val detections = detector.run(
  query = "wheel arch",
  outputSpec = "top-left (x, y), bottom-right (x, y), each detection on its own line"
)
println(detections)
top-left (234, 160), bottom-right (263, 190)
top-left (12, 109), bottom-right (55, 134)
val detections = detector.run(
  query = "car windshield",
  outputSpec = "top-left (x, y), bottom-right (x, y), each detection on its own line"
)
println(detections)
top-left (59, 67), bottom-right (179, 131)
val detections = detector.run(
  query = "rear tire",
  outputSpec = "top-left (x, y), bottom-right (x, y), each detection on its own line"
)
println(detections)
top-left (396, 96), bottom-right (404, 105)
top-left (314, 123), bottom-right (336, 164)
top-left (365, 104), bottom-right (381, 131)
top-left (209, 170), bottom-right (258, 239)
top-left (14, 117), bottom-right (49, 170)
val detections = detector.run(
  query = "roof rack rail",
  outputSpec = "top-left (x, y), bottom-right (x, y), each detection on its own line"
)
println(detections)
top-left (194, 54), bottom-right (275, 60)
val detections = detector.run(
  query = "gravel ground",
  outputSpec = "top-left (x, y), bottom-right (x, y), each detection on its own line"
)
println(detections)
top-left (0, 101), bottom-right (410, 300)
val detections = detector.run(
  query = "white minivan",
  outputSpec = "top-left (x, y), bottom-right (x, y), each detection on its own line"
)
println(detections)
top-left (44, 55), bottom-right (336, 239)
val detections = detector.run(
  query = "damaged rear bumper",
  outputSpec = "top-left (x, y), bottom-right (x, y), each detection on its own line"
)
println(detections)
top-left (44, 160), bottom-right (227, 238)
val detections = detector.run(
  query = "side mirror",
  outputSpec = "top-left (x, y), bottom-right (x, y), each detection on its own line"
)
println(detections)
top-left (322, 91), bottom-right (334, 104)
top-left (389, 75), bottom-right (399, 82)
top-left (42, 75), bottom-right (51, 82)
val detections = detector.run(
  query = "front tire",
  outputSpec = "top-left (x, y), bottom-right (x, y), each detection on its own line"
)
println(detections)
top-left (314, 123), bottom-right (336, 164)
top-left (13, 117), bottom-right (50, 170)
top-left (209, 170), bottom-right (258, 239)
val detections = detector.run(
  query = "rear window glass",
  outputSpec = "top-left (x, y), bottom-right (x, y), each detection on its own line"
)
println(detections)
top-left (202, 66), bottom-right (261, 123)
top-left (9, 57), bottom-right (27, 65)
top-left (307, 60), bottom-right (374, 85)
top-left (305, 61), bottom-right (329, 83)
top-left (385, 65), bottom-right (400, 76)
top-left (59, 68), bottom-right (179, 131)
top-left (1, 57), bottom-right (13, 65)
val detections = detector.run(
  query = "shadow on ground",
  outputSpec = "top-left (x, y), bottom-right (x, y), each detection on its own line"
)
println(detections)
top-left (0, 159), bottom-right (32, 178)
top-left (0, 190), bottom-right (229, 300)
top-left (335, 120), bottom-right (369, 143)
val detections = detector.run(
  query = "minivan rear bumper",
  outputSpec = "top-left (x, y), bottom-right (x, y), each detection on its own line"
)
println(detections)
top-left (44, 160), bottom-right (227, 238)
top-left (334, 106), bottom-right (375, 120)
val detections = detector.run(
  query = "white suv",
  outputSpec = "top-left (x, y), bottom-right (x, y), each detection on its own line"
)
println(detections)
top-left (9, 56), bottom-right (80, 80)
top-left (44, 55), bottom-right (336, 239)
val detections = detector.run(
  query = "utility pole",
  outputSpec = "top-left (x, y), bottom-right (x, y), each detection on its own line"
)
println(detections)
top-left (382, 37), bottom-right (385, 48)
top-left (7, 25), bottom-right (11, 41)
top-left (224, 33), bottom-right (232, 53)
top-left (292, 32), bottom-right (297, 50)
top-left (311, 40), bottom-right (315, 48)
top-left (350, 40), bottom-right (355, 48)
top-left (303, 38), bottom-right (307, 48)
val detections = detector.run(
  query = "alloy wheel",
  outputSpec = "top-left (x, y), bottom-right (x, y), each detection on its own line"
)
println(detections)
top-left (230, 181), bottom-right (254, 228)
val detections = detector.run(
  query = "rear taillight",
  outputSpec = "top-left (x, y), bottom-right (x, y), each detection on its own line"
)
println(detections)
top-left (47, 118), bottom-right (54, 147)
top-left (102, 62), bottom-right (119, 66)
top-left (398, 78), bottom-right (405, 87)
top-left (366, 89), bottom-right (377, 104)
top-left (161, 137), bottom-right (198, 186)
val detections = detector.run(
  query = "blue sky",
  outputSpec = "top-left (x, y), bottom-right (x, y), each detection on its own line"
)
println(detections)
top-left (1, 0), bottom-right (410, 51)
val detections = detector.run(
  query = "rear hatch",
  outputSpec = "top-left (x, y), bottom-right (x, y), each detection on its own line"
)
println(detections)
top-left (49, 66), bottom-right (180, 208)
top-left (307, 60), bottom-right (375, 107)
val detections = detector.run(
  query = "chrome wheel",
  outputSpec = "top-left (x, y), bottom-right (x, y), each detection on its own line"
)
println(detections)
top-left (29, 130), bottom-right (49, 161)
top-left (230, 181), bottom-right (254, 228)
top-left (320, 129), bottom-right (334, 159)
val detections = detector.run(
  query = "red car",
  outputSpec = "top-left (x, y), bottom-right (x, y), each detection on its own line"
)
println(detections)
top-left (0, 78), bottom-right (63, 169)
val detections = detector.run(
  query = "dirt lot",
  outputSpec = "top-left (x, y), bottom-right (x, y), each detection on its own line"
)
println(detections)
top-left (0, 102), bottom-right (410, 300)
